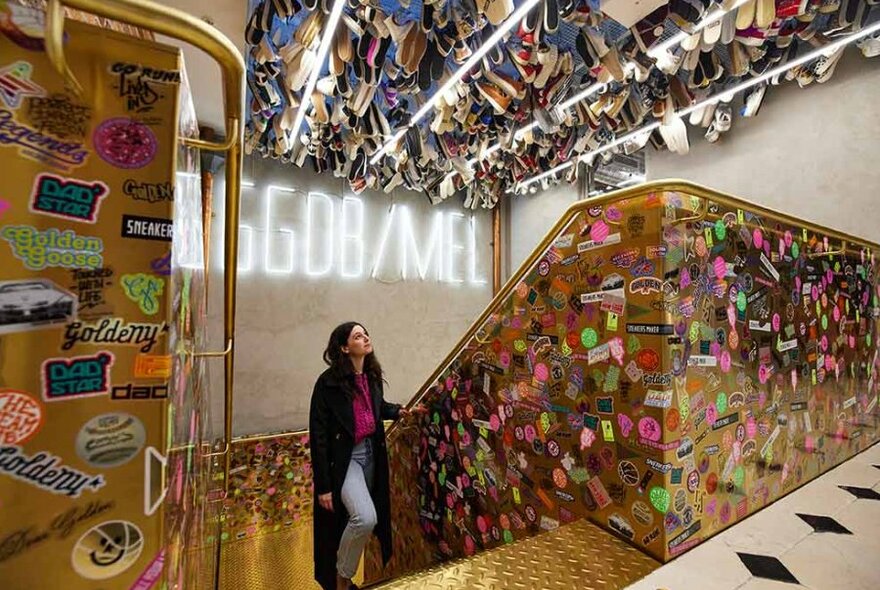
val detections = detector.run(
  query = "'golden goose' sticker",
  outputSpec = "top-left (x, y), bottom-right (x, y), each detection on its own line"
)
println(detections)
top-left (70, 520), bottom-right (143, 580)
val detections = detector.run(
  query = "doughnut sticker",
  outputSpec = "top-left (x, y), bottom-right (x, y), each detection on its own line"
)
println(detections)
top-left (93, 118), bottom-right (157, 169)
top-left (0, 389), bottom-right (44, 444)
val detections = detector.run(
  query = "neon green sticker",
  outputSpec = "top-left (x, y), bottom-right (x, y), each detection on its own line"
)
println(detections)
top-left (679, 391), bottom-right (690, 421)
top-left (733, 466), bottom-right (745, 489)
top-left (737, 291), bottom-right (747, 312)
top-left (541, 413), bottom-right (551, 433)
top-left (607, 312), bottom-right (619, 331)
top-left (716, 392), bottom-right (728, 415)
top-left (434, 412), bottom-right (441, 425)
top-left (602, 420), bottom-right (615, 442)
top-left (514, 340), bottom-right (527, 353)
top-left (451, 387), bottom-right (458, 400)
top-left (791, 241), bottom-right (799, 259)
top-left (649, 486), bottom-right (670, 513)
top-left (513, 487), bottom-right (521, 504)
top-left (627, 334), bottom-right (642, 354)
top-left (822, 315), bottom-right (828, 331)
top-left (561, 340), bottom-right (572, 356)
top-left (480, 427), bottom-right (489, 439)
top-left (121, 273), bottom-right (165, 315)
top-left (816, 301), bottom-right (821, 317)
top-left (715, 219), bottom-right (726, 241)
top-left (581, 328), bottom-right (598, 349)
top-left (689, 321), bottom-right (701, 343)
top-left (458, 423), bottom-right (465, 435)
top-left (503, 530), bottom-right (514, 543)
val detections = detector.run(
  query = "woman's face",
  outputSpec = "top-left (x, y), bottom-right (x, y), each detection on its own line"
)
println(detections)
top-left (343, 325), bottom-right (373, 358)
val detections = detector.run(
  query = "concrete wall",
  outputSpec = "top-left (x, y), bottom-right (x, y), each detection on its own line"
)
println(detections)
top-left (509, 48), bottom-right (880, 273)
top-left (208, 157), bottom-right (493, 435)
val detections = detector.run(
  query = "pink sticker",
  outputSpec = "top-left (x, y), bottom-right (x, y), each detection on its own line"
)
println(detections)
top-left (784, 230), bottom-right (792, 247)
top-left (714, 256), bottom-right (726, 279)
top-left (93, 117), bottom-right (157, 169)
top-left (489, 414), bottom-right (501, 431)
top-left (534, 363), bottom-right (549, 382)
top-left (772, 313), bottom-right (781, 333)
top-left (591, 220), bottom-right (610, 242)
top-left (681, 267), bottom-right (691, 288)
top-left (794, 276), bottom-right (801, 292)
top-left (499, 350), bottom-right (511, 368)
top-left (637, 417), bottom-right (661, 441)
top-left (811, 285), bottom-right (819, 302)
top-left (747, 416), bottom-right (757, 439)
top-left (727, 304), bottom-right (736, 327)
top-left (0, 199), bottom-right (9, 218)
top-left (753, 228), bottom-right (763, 249)
top-left (833, 305), bottom-right (841, 323)
top-left (695, 236), bottom-right (708, 257)
top-left (609, 337), bottom-right (625, 365)
top-left (820, 335), bottom-right (828, 352)
top-left (580, 427), bottom-right (596, 449)
top-left (720, 350), bottom-right (731, 373)
top-left (706, 404), bottom-right (717, 427)
top-left (477, 515), bottom-right (488, 533)
top-left (129, 548), bottom-right (165, 590)
top-left (524, 424), bottom-right (536, 443)
top-left (606, 206), bottom-right (623, 222)
top-left (617, 413), bottom-right (633, 438)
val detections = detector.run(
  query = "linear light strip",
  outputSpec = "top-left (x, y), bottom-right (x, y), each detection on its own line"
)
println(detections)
top-left (371, 0), bottom-right (542, 165)
top-left (647, 0), bottom-right (751, 58)
top-left (518, 21), bottom-right (880, 190)
top-left (289, 0), bottom-right (347, 151)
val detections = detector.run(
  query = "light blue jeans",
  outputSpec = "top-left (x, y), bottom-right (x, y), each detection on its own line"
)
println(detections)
top-left (337, 439), bottom-right (376, 579)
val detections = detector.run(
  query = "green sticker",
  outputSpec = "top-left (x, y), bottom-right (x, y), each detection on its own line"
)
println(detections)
top-left (541, 413), bottom-right (551, 433)
top-left (514, 339), bottom-right (527, 353)
top-left (503, 529), bottom-right (514, 543)
top-left (627, 334), bottom-right (642, 354)
top-left (816, 301), bottom-right (821, 317)
top-left (607, 312), bottom-right (619, 331)
top-left (581, 328), bottom-right (598, 349)
top-left (733, 466), bottom-right (745, 489)
top-left (716, 392), bottom-right (728, 415)
top-left (714, 219), bottom-right (726, 241)
top-left (434, 412), bottom-right (441, 425)
top-left (121, 273), bottom-right (165, 315)
top-left (458, 423), bottom-right (465, 435)
top-left (737, 291), bottom-right (747, 312)
top-left (689, 321), bottom-right (700, 343)
top-left (513, 487), bottom-right (521, 504)
top-left (821, 315), bottom-right (828, 331)
top-left (791, 241), bottom-right (799, 259)
top-left (649, 486), bottom-right (670, 513)
top-left (480, 427), bottom-right (489, 439)
top-left (286, 471), bottom-right (294, 480)
top-left (561, 340), bottom-right (572, 355)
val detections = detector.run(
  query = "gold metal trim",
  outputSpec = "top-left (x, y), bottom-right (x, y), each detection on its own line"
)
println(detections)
top-left (388, 178), bottom-right (880, 440)
top-left (45, 0), bottom-right (84, 96)
top-left (45, 0), bottom-right (245, 499)
top-left (807, 240), bottom-right (848, 258)
top-left (188, 339), bottom-right (234, 358)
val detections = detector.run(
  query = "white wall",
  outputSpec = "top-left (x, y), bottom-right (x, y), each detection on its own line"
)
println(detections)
top-left (208, 157), bottom-right (493, 435)
top-left (509, 48), bottom-right (880, 273)
top-left (649, 48), bottom-right (880, 244)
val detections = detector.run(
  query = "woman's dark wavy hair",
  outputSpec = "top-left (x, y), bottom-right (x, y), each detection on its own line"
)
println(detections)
top-left (323, 322), bottom-right (385, 397)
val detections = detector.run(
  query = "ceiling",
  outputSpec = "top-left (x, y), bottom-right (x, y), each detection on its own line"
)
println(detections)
top-left (177, 0), bottom-right (879, 207)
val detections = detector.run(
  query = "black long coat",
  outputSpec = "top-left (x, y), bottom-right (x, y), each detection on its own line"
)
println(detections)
top-left (309, 368), bottom-right (401, 590)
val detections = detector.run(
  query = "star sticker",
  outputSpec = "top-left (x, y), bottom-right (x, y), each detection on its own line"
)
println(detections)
top-left (0, 61), bottom-right (45, 109)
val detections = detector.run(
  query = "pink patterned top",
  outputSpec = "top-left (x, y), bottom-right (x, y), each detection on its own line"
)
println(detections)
top-left (352, 373), bottom-right (376, 444)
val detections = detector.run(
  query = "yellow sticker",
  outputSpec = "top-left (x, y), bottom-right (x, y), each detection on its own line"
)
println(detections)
top-left (601, 420), bottom-right (615, 442)
top-left (607, 312), bottom-right (618, 331)
top-left (803, 228), bottom-right (808, 242)
top-left (737, 209), bottom-right (744, 225)
top-left (513, 487), bottom-right (521, 504)
top-left (480, 427), bottom-right (488, 439)
top-left (811, 369), bottom-right (817, 385)
top-left (477, 469), bottom-right (486, 486)
top-left (704, 227), bottom-right (714, 248)
top-left (476, 449), bottom-right (485, 462)
top-left (467, 465), bottom-right (476, 477)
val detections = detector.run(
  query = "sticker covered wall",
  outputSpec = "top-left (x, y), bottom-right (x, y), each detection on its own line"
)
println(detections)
top-left (0, 5), bottom-right (181, 589)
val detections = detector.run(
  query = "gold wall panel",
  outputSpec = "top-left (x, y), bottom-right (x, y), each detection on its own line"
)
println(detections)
top-left (0, 4), bottom-right (183, 588)
top-left (220, 182), bottom-right (879, 587)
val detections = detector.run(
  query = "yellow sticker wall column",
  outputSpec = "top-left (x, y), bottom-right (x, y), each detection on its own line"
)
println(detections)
top-left (0, 4), bottom-right (181, 588)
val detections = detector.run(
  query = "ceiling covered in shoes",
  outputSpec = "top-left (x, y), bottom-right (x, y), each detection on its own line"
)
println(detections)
top-left (243, 0), bottom-right (880, 207)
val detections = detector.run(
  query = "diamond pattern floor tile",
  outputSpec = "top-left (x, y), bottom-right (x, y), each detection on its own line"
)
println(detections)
top-left (736, 553), bottom-right (800, 585)
top-left (794, 514), bottom-right (852, 534)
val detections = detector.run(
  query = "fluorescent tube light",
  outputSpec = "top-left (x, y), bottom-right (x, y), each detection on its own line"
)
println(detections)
top-left (289, 0), bottom-right (347, 151)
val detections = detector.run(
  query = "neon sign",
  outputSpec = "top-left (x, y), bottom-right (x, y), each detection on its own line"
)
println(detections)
top-left (234, 183), bottom-right (487, 285)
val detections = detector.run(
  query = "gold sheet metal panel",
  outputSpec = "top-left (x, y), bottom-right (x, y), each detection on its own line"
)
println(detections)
top-left (371, 519), bottom-right (659, 590)
top-left (0, 5), bottom-right (181, 588)
top-left (220, 181), bottom-right (879, 588)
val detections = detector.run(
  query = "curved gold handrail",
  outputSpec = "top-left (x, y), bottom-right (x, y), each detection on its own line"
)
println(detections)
top-left (389, 178), bottom-right (879, 440)
top-left (43, 0), bottom-right (244, 497)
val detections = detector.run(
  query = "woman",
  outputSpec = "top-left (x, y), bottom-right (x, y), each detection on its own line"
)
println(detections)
top-left (309, 322), bottom-right (418, 590)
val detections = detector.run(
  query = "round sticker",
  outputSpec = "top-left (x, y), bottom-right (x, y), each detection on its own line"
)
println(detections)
top-left (638, 417), bottom-right (661, 441)
top-left (524, 424), bottom-right (536, 443)
top-left (538, 260), bottom-right (551, 276)
top-left (753, 228), bottom-right (763, 249)
top-left (736, 291), bottom-right (747, 312)
top-left (553, 467), bottom-right (568, 489)
top-left (674, 488), bottom-right (687, 513)
top-left (606, 206), bottom-right (623, 222)
top-left (714, 256), bottom-right (726, 279)
top-left (591, 220), bottom-right (610, 242)
top-left (581, 328), bottom-right (598, 349)
top-left (76, 413), bottom-right (145, 468)
top-left (649, 486), bottom-right (670, 513)
top-left (792, 241), bottom-right (800, 259)
top-left (93, 118), bottom-right (157, 169)
top-left (635, 349), bottom-right (660, 371)
top-left (720, 350), bottom-right (731, 373)
top-left (687, 470), bottom-right (700, 492)
top-left (0, 389), bottom-right (44, 445)
top-left (71, 520), bottom-right (144, 580)
top-left (665, 408), bottom-right (681, 432)
top-left (618, 460), bottom-right (639, 486)
top-left (632, 500), bottom-right (654, 526)
top-left (714, 219), bottom-right (726, 240)
top-left (706, 472), bottom-right (718, 494)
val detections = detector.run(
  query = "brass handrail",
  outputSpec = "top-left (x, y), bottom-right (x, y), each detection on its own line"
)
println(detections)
top-left (388, 179), bottom-right (879, 441)
top-left (43, 0), bottom-right (245, 496)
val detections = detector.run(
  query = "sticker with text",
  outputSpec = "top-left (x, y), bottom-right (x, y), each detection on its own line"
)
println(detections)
top-left (62, 318), bottom-right (167, 353)
top-left (41, 352), bottom-right (114, 402)
top-left (121, 214), bottom-right (172, 242)
top-left (0, 109), bottom-right (89, 170)
top-left (1, 225), bottom-right (103, 270)
top-left (29, 173), bottom-right (108, 223)
top-left (0, 445), bottom-right (105, 497)
top-left (120, 273), bottom-right (164, 315)
top-left (0, 389), bottom-right (44, 444)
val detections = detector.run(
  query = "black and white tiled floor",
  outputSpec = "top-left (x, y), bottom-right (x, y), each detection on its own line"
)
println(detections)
top-left (625, 443), bottom-right (880, 590)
